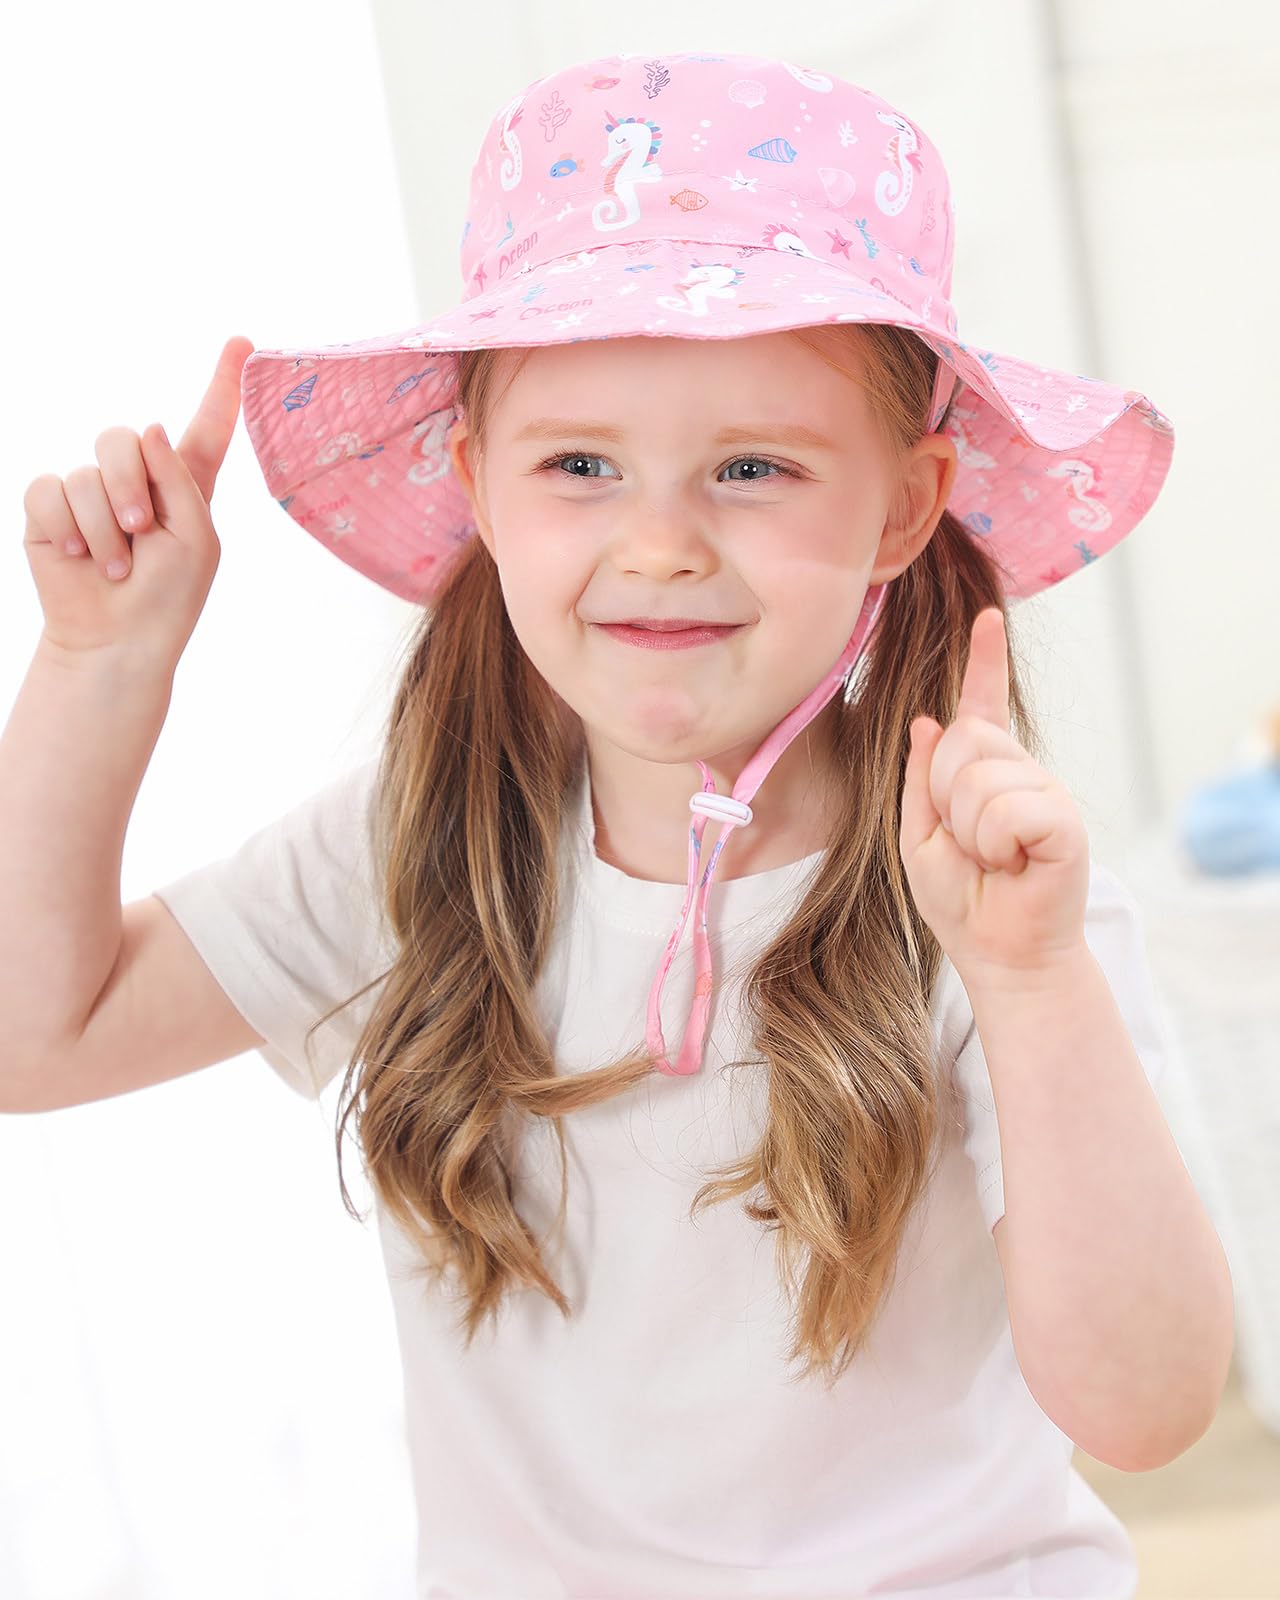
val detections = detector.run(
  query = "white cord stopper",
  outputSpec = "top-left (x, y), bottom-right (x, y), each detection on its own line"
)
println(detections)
top-left (689, 792), bottom-right (753, 827)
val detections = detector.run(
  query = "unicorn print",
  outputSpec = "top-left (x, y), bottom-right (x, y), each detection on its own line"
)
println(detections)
top-left (875, 111), bottom-right (925, 217)
top-left (593, 113), bottom-right (663, 231)
top-left (656, 262), bottom-right (744, 316)
top-left (1045, 459), bottom-right (1114, 534)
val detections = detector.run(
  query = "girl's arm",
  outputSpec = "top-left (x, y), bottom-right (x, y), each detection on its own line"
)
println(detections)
top-left (0, 640), bottom-right (173, 1098)
top-left (971, 945), bottom-right (1234, 1473)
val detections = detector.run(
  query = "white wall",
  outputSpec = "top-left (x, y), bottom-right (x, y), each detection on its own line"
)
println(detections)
top-left (1, 2), bottom-right (419, 1594)
top-left (1052, 0), bottom-right (1280, 823)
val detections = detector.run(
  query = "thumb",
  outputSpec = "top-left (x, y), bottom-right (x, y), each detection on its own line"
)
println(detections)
top-left (899, 716), bottom-right (946, 860)
top-left (172, 334), bottom-right (255, 506)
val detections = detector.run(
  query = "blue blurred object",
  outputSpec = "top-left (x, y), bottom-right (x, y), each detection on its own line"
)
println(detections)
top-left (1180, 759), bottom-right (1280, 876)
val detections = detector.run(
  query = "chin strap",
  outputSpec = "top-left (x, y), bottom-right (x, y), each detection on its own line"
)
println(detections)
top-left (642, 353), bottom-right (956, 1076)
top-left (645, 581), bottom-right (890, 1075)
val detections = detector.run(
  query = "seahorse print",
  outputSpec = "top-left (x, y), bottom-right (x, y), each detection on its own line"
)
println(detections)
top-left (875, 111), bottom-right (925, 217)
top-left (944, 398), bottom-right (999, 470)
top-left (1045, 459), bottom-right (1113, 534)
top-left (779, 61), bottom-right (834, 92)
top-left (593, 112), bottom-right (664, 231)
top-left (497, 98), bottom-right (524, 192)
top-left (406, 413), bottom-right (454, 489)
top-left (656, 262), bottom-right (744, 316)
top-left (544, 250), bottom-right (597, 276)
top-left (761, 221), bottom-right (824, 261)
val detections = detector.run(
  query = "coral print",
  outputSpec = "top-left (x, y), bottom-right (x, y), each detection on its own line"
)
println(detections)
top-left (643, 59), bottom-right (670, 98)
top-left (238, 49), bottom-right (1173, 614)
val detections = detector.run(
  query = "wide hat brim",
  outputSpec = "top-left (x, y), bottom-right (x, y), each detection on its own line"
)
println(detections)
top-left (240, 235), bottom-right (1173, 606)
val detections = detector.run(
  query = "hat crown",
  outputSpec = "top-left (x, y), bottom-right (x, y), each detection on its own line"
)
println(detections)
top-left (456, 50), bottom-right (958, 333)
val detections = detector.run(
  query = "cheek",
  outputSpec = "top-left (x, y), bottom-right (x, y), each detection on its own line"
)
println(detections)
top-left (489, 545), bottom-right (581, 675)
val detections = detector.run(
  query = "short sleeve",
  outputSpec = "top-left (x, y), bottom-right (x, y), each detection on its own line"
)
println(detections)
top-left (151, 758), bottom-right (396, 1100)
top-left (949, 856), bottom-right (1174, 1233)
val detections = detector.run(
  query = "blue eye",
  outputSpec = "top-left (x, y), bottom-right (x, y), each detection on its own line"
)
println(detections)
top-left (534, 450), bottom-right (797, 484)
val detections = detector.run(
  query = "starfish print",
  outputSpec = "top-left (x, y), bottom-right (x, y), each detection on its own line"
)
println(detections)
top-left (724, 170), bottom-right (759, 192)
top-left (827, 228), bottom-right (853, 258)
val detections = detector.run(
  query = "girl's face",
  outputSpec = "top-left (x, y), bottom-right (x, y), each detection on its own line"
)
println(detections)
top-left (449, 330), bottom-right (954, 784)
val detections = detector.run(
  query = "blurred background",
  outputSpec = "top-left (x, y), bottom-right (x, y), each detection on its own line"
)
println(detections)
top-left (2, 0), bottom-right (1278, 1595)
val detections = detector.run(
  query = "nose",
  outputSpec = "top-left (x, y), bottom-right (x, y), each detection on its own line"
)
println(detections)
top-left (611, 498), bottom-right (719, 578)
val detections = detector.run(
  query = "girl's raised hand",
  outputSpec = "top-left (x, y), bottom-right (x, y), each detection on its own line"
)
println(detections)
top-left (898, 606), bottom-right (1091, 987)
top-left (22, 335), bottom-right (255, 668)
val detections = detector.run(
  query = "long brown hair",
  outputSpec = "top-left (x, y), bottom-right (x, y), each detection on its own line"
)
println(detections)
top-left (308, 321), bottom-right (1044, 1388)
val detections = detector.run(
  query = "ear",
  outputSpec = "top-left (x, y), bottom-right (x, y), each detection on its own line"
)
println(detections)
top-left (446, 419), bottom-right (495, 555)
top-left (868, 433), bottom-right (958, 584)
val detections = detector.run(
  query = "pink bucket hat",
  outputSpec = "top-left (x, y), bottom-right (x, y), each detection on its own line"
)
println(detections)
top-left (239, 50), bottom-right (1175, 1077)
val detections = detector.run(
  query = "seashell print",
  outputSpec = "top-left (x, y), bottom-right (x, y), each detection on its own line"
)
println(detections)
top-left (669, 188), bottom-right (709, 211)
top-left (388, 370), bottom-right (431, 402)
top-left (817, 166), bottom-right (856, 208)
top-left (728, 78), bottom-right (766, 108)
top-left (283, 374), bottom-right (317, 411)
top-left (747, 137), bottom-right (798, 163)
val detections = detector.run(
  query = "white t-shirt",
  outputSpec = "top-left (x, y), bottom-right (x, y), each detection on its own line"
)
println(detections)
top-left (153, 754), bottom-right (1173, 1600)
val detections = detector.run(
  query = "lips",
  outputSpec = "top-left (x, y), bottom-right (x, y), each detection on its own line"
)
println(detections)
top-left (595, 621), bottom-right (744, 651)
top-left (607, 618), bottom-right (738, 632)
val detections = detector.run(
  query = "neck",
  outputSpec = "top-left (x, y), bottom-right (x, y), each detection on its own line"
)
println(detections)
top-left (585, 705), bottom-right (841, 885)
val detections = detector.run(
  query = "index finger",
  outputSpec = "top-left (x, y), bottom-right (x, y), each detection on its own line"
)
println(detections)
top-left (955, 606), bottom-right (1011, 731)
top-left (173, 335), bottom-right (255, 505)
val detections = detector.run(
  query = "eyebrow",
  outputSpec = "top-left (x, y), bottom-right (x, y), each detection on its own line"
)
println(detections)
top-left (511, 417), bottom-right (839, 452)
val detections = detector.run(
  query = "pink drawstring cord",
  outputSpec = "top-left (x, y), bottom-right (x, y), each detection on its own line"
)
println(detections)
top-left (645, 581), bottom-right (890, 1075)
top-left (643, 358), bottom-right (956, 1075)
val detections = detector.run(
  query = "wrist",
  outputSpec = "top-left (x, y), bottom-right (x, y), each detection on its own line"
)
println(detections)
top-left (952, 941), bottom-right (1096, 1003)
top-left (39, 631), bottom-right (177, 687)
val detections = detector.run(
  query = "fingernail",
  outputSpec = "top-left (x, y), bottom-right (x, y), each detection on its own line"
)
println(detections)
top-left (157, 424), bottom-right (170, 448)
top-left (122, 506), bottom-right (145, 530)
top-left (106, 558), bottom-right (130, 580)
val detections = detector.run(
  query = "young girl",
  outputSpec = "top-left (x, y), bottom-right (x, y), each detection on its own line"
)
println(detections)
top-left (15, 49), bottom-right (1232, 1600)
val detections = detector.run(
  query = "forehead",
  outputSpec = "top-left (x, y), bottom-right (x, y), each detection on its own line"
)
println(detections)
top-left (486, 329), bottom-right (875, 437)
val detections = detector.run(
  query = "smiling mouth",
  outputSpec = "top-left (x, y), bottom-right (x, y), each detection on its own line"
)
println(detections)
top-left (592, 621), bottom-right (745, 651)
